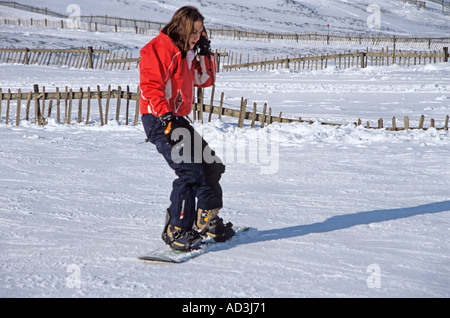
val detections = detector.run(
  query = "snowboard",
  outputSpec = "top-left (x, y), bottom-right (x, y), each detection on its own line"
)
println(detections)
top-left (139, 226), bottom-right (251, 264)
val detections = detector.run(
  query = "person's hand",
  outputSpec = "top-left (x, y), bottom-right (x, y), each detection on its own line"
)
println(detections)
top-left (196, 27), bottom-right (211, 56)
top-left (160, 112), bottom-right (180, 145)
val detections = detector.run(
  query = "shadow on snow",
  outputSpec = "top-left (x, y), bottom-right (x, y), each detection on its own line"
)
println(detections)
top-left (213, 200), bottom-right (450, 252)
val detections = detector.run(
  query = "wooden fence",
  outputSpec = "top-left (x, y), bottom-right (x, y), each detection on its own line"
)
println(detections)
top-left (0, 16), bottom-right (161, 36)
top-left (1, 1), bottom-right (450, 50)
top-left (400, 0), bottom-right (426, 8)
top-left (1, 85), bottom-right (448, 132)
top-left (0, 46), bottom-right (139, 70)
top-left (212, 30), bottom-right (450, 50)
top-left (222, 47), bottom-right (450, 71)
top-left (2, 45), bottom-right (448, 73)
top-left (424, 0), bottom-right (450, 12)
top-left (2, 15), bottom-right (449, 50)
top-left (0, 85), bottom-right (140, 126)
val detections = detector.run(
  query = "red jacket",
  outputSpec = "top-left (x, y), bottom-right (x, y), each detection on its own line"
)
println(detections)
top-left (139, 31), bottom-right (216, 117)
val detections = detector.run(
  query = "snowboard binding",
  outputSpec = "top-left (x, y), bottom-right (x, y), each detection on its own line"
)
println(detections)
top-left (161, 210), bottom-right (203, 252)
top-left (195, 209), bottom-right (235, 242)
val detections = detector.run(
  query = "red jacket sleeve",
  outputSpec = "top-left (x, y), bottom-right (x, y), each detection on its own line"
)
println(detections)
top-left (139, 39), bottom-right (178, 116)
top-left (193, 52), bottom-right (216, 88)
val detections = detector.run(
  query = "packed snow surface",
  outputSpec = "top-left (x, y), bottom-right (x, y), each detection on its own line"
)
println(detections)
top-left (0, 0), bottom-right (449, 297)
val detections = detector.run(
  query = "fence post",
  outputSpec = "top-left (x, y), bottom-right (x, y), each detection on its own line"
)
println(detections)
top-left (238, 97), bottom-right (246, 128)
top-left (208, 84), bottom-right (215, 122)
top-left (218, 91), bottom-right (224, 120)
top-left (215, 52), bottom-right (220, 73)
top-left (25, 91), bottom-right (32, 121)
top-left (419, 114), bottom-right (425, 129)
top-left (87, 46), bottom-right (94, 69)
top-left (68, 88), bottom-right (73, 124)
top-left (251, 102), bottom-right (257, 128)
top-left (77, 87), bottom-right (83, 124)
top-left (56, 87), bottom-right (60, 122)
top-left (378, 118), bottom-right (383, 129)
top-left (24, 48), bottom-right (29, 65)
top-left (94, 85), bottom-right (102, 125)
top-left (444, 47), bottom-right (448, 62)
top-left (116, 86), bottom-right (121, 121)
top-left (16, 88), bottom-right (21, 126)
top-left (360, 52), bottom-right (366, 68)
top-left (197, 87), bottom-right (204, 123)
top-left (6, 89), bottom-right (10, 125)
top-left (41, 86), bottom-right (46, 125)
top-left (125, 85), bottom-right (130, 125)
top-left (33, 84), bottom-right (41, 125)
top-left (261, 103), bottom-right (267, 128)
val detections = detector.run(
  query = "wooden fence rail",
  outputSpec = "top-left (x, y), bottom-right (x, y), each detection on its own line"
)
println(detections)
top-left (213, 30), bottom-right (450, 50)
top-left (2, 16), bottom-right (449, 50)
top-left (0, 46), bottom-right (139, 70)
top-left (0, 46), bottom-right (224, 71)
top-left (422, 0), bottom-right (450, 11)
top-left (3, 46), bottom-right (448, 74)
top-left (222, 47), bottom-right (450, 71)
top-left (1, 0), bottom-right (449, 50)
top-left (193, 95), bottom-right (449, 131)
top-left (400, 0), bottom-right (426, 9)
top-left (1, 85), bottom-right (448, 132)
top-left (0, 85), bottom-right (140, 126)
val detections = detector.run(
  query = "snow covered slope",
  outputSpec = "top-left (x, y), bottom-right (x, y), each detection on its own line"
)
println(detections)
top-left (3, 0), bottom-right (450, 36)
top-left (0, 1), bottom-right (449, 298)
top-left (1, 113), bottom-right (449, 297)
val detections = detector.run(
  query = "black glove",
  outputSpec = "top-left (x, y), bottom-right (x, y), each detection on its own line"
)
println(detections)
top-left (159, 112), bottom-right (180, 145)
top-left (196, 27), bottom-right (211, 56)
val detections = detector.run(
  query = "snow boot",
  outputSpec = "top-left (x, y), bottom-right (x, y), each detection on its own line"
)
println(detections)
top-left (161, 210), bottom-right (203, 252)
top-left (195, 208), bottom-right (235, 242)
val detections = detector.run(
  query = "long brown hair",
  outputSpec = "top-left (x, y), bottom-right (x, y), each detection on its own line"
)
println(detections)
top-left (162, 6), bottom-right (204, 58)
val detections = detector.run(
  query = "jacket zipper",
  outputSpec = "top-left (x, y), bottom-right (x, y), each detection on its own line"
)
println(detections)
top-left (174, 89), bottom-right (183, 116)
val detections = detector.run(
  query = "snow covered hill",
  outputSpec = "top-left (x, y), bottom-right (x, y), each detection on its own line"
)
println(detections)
top-left (0, 1), bottom-right (449, 298)
top-left (2, 0), bottom-right (450, 36)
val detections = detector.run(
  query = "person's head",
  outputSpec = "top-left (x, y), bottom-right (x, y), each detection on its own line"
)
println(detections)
top-left (162, 6), bottom-right (204, 57)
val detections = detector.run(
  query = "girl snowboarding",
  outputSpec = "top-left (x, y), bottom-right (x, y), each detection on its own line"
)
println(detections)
top-left (139, 6), bottom-right (234, 251)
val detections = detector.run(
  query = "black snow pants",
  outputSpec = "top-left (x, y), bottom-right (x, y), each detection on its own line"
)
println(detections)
top-left (142, 113), bottom-right (225, 228)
